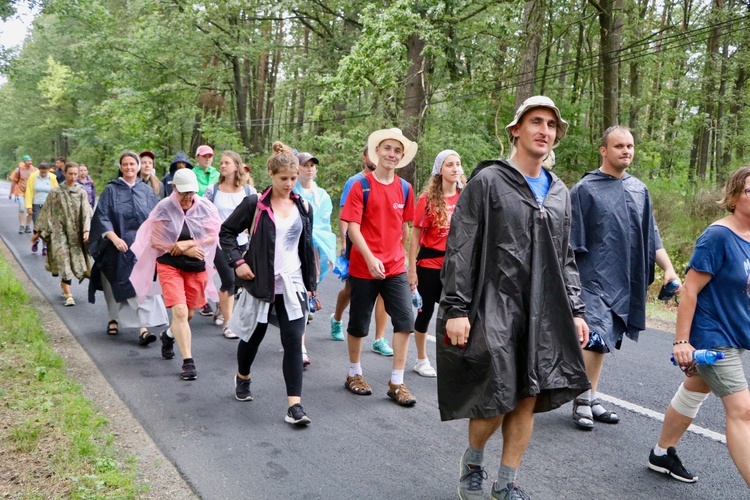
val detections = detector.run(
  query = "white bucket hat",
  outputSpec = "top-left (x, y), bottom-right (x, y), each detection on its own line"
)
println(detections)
top-left (505, 95), bottom-right (569, 148)
top-left (367, 128), bottom-right (418, 169)
top-left (169, 168), bottom-right (199, 193)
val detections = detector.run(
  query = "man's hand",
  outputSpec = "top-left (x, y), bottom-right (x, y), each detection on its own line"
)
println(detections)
top-left (445, 317), bottom-right (470, 347)
top-left (663, 270), bottom-right (683, 295)
top-left (82, 231), bottom-right (89, 243)
top-left (235, 263), bottom-right (255, 280)
top-left (365, 256), bottom-right (386, 280)
top-left (573, 317), bottom-right (590, 348)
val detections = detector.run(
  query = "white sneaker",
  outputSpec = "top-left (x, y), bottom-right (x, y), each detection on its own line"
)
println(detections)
top-left (413, 360), bottom-right (436, 377)
top-left (223, 327), bottom-right (239, 339)
top-left (213, 311), bottom-right (224, 326)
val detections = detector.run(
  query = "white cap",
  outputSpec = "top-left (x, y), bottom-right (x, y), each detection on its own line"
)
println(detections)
top-left (169, 168), bottom-right (199, 193)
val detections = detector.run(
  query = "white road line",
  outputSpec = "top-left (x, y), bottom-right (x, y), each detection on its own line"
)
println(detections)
top-left (426, 335), bottom-right (726, 444)
top-left (591, 393), bottom-right (726, 444)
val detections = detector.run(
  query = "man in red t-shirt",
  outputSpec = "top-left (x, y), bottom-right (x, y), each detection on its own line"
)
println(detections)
top-left (340, 128), bottom-right (418, 406)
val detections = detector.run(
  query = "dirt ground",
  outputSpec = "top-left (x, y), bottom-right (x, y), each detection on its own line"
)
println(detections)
top-left (0, 242), bottom-right (197, 499)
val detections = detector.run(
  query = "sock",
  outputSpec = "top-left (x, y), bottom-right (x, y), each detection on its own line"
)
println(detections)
top-left (465, 446), bottom-right (484, 466)
top-left (183, 357), bottom-right (193, 364)
top-left (390, 369), bottom-right (404, 385)
top-left (416, 358), bottom-right (430, 365)
top-left (165, 328), bottom-right (174, 338)
top-left (496, 464), bottom-right (518, 487)
top-left (653, 445), bottom-right (668, 457)
top-left (348, 362), bottom-right (362, 378)
top-left (580, 389), bottom-right (592, 401)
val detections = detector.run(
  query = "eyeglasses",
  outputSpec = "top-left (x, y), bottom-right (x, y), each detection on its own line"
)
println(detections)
top-left (177, 191), bottom-right (195, 197)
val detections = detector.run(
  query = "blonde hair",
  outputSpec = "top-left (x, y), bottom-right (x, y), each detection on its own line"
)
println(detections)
top-left (718, 166), bottom-right (750, 212)
top-left (267, 141), bottom-right (299, 174)
top-left (219, 150), bottom-right (254, 188)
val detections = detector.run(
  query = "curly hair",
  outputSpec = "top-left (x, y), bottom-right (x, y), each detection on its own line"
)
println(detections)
top-left (421, 174), bottom-right (464, 229)
top-left (267, 141), bottom-right (299, 174)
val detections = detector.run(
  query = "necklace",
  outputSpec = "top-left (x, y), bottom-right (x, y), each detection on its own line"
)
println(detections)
top-left (733, 213), bottom-right (750, 238)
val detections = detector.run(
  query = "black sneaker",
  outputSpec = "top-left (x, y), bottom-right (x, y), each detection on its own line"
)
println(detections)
top-left (284, 403), bottom-right (311, 426)
top-left (160, 331), bottom-right (175, 359)
top-left (648, 447), bottom-right (697, 483)
top-left (181, 360), bottom-right (197, 380)
top-left (199, 303), bottom-right (214, 316)
top-left (235, 375), bottom-right (253, 401)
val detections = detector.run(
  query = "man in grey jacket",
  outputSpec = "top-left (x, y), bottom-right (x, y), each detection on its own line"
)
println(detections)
top-left (438, 96), bottom-right (590, 500)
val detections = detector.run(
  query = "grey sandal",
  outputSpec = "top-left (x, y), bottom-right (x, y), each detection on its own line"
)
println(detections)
top-left (572, 398), bottom-right (594, 430)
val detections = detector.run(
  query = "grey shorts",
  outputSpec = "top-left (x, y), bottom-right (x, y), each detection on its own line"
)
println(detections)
top-left (695, 347), bottom-right (748, 398)
top-left (347, 273), bottom-right (413, 337)
top-left (15, 195), bottom-right (26, 213)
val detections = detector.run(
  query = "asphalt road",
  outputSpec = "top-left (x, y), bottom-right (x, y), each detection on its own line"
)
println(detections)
top-left (1, 180), bottom-right (748, 499)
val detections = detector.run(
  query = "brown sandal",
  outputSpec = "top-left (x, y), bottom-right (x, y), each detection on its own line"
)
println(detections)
top-left (106, 320), bottom-right (118, 336)
top-left (345, 374), bottom-right (372, 395)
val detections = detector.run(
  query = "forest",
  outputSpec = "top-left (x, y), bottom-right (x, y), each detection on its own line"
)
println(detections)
top-left (1, 0), bottom-right (749, 269)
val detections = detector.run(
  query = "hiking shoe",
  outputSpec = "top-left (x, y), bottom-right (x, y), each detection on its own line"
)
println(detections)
top-left (648, 447), bottom-right (697, 483)
top-left (330, 314), bottom-right (344, 341)
top-left (160, 331), bottom-right (175, 359)
top-left (344, 374), bottom-right (372, 395)
top-left (458, 449), bottom-right (487, 500)
top-left (24, 226), bottom-right (31, 233)
top-left (414, 360), bottom-right (437, 377)
top-left (213, 311), bottom-right (224, 326)
top-left (387, 381), bottom-right (416, 407)
top-left (31, 241), bottom-right (38, 253)
top-left (64, 295), bottom-right (75, 307)
top-left (372, 337), bottom-right (394, 356)
top-left (234, 374), bottom-right (253, 401)
top-left (181, 360), bottom-right (197, 380)
top-left (285, 403), bottom-right (311, 426)
top-left (200, 303), bottom-right (213, 316)
top-left (223, 327), bottom-right (239, 339)
top-left (42, 247), bottom-right (47, 256)
top-left (18, 226), bottom-right (24, 234)
top-left (491, 482), bottom-right (531, 499)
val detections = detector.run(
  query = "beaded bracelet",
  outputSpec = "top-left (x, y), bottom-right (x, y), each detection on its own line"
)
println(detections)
top-left (672, 340), bottom-right (690, 346)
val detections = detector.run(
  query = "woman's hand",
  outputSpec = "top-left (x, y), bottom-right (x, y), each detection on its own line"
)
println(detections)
top-left (27, 208), bottom-right (33, 215)
top-left (182, 246), bottom-right (205, 260)
top-left (170, 240), bottom-right (195, 256)
top-left (407, 268), bottom-right (418, 290)
top-left (107, 233), bottom-right (128, 252)
top-left (30, 233), bottom-right (39, 245)
top-left (235, 263), bottom-right (255, 280)
top-left (82, 231), bottom-right (89, 243)
top-left (672, 342), bottom-right (695, 368)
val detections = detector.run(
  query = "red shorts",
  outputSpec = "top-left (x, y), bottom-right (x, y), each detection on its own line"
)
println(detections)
top-left (156, 262), bottom-right (208, 309)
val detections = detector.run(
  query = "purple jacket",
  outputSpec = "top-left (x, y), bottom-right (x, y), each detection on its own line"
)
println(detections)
top-left (77, 178), bottom-right (96, 208)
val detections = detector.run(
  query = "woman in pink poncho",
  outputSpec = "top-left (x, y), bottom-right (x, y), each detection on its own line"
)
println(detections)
top-left (131, 168), bottom-right (221, 381)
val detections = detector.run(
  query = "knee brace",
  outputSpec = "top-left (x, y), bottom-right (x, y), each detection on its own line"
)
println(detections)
top-left (670, 383), bottom-right (710, 419)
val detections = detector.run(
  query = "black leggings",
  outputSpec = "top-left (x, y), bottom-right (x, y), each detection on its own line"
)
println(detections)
top-left (236, 294), bottom-right (306, 397)
top-left (414, 266), bottom-right (443, 333)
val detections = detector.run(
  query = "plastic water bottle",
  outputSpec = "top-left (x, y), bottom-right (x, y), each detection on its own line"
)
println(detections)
top-left (658, 279), bottom-right (681, 301)
top-left (411, 289), bottom-right (423, 313)
top-left (670, 349), bottom-right (725, 366)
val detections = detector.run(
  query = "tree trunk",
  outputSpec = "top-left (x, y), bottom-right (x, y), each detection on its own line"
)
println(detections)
top-left (515, 0), bottom-right (545, 108)
top-left (401, 33), bottom-right (428, 187)
top-left (592, 0), bottom-right (624, 130)
top-left (232, 55), bottom-right (250, 149)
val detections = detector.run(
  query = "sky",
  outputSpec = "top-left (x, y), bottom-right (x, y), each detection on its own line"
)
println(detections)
top-left (0, 3), bottom-right (35, 83)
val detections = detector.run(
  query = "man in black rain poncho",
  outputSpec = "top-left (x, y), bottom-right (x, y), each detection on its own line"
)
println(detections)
top-left (438, 96), bottom-right (591, 500)
top-left (568, 126), bottom-right (680, 431)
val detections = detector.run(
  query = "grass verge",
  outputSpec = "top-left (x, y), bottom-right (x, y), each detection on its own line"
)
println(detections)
top-left (0, 251), bottom-right (144, 498)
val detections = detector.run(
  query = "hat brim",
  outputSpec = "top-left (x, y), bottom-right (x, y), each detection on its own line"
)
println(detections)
top-left (505, 105), bottom-right (569, 148)
top-left (367, 130), bottom-right (418, 169)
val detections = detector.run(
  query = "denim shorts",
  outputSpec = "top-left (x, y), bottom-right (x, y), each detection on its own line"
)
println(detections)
top-left (695, 347), bottom-right (748, 398)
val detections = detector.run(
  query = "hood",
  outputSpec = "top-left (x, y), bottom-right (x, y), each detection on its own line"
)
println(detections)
top-left (169, 151), bottom-right (193, 174)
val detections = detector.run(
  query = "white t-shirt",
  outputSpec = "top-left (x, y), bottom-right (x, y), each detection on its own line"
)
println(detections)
top-left (214, 188), bottom-right (253, 246)
top-left (273, 207), bottom-right (303, 294)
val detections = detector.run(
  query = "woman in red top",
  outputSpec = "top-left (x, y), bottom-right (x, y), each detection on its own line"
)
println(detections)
top-left (407, 150), bottom-right (465, 377)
